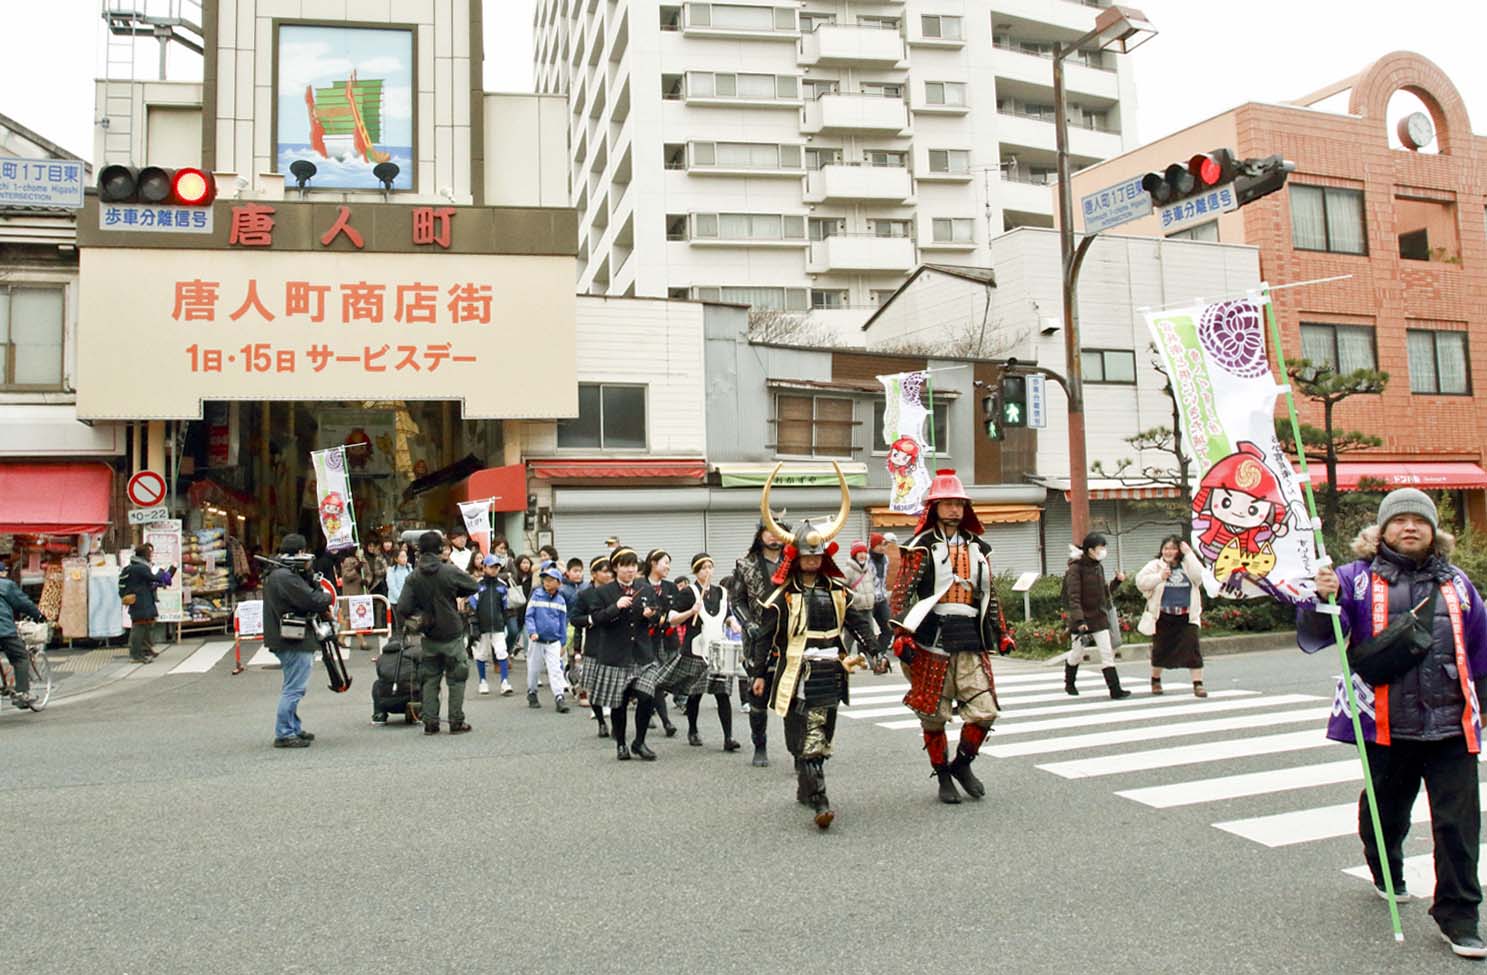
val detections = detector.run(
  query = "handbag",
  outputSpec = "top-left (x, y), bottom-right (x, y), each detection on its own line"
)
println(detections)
top-left (1106, 604), bottom-right (1123, 649)
top-left (1347, 586), bottom-right (1437, 686)
top-left (122, 593), bottom-right (137, 606)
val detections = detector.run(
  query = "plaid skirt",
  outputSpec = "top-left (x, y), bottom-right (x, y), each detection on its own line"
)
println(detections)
top-left (630, 660), bottom-right (665, 699)
top-left (586, 662), bottom-right (640, 709)
top-left (655, 652), bottom-right (710, 696)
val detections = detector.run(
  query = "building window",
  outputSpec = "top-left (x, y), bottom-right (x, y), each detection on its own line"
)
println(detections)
top-left (1166, 220), bottom-right (1219, 242)
top-left (873, 400), bottom-right (947, 452)
top-left (924, 82), bottom-right (967, 107)
top-left (871, 289), bottom-right (898, 305)
top-left (692, 212), bottom-right (806, 241)
top-left (694, 286), bottom-right (808, 311)
top-left (809, 216), bottom-right (845, 240)
top-left (864, 149), bottom-right (908, 168)
top-left (799, 11), bottom-right (835, 31)
top-left (805, 146), bottom-right (842, 170)
top-left (1395, 196), bottom-right (1460, 263)
top-left (690, 141), bottom-right (801, 171)
top-left (1299, 322), bottom-right (1377, 373)
top-left (1407, 330), bottom-right (1470, 395)
top-left (0, 285), bottom-right (65, 390)
top-left (810, 289), bottom-right (848, 309)
top-left (775, 394), bottom-right (854, 457)
top-left (688, 4), bottom-right (795, 31)
top-left (665, 214), bottom-right (688, 240)
top-left (688, 71), bottom-right (797, 101)
top-left (557, 384), bottom-right (647, 449)
top-left (1290, 184), bottom-right (1366, 255)
top-left (920, 14), bottom-right (963, 40)
top-left (871, 218), bottom-right (912, 238)
top-left (1081, 349), bottom-right (1137, 384)
top-left (931, 218), bottom-right (974, 243)
top-left (860, 81), bottom-right (903, 99)
top-left (661, 74), bottom-right (685, 100)
top-left (664, 143), bottom-right (686, 169)
top-left (927, 149), bottom-right (970, 175)
top-left (659, 6), bottom-right (681, 30)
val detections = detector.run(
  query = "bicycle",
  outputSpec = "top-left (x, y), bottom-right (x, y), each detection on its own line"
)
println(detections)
top-left (1, 621), bottom-right (54, 712)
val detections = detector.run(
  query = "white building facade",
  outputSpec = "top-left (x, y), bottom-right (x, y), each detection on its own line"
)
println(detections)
top-left (533, 0), bottom-right (1138, 330)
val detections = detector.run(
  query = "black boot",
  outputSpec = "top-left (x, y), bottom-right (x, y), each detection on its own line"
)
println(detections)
top-left (616, 742), bottom-right (631, 761)
top-left (948, 752), bottom-right (985, 799)
top-left (933, 765), bottom-right (962, 804)
top-left (1064, 663), bottom-right (1080, 696)
top-left (795, 759), bottom-right (812, 805)
top-left (631, 739), bottom-right (657, 761)
top-left (596, 718), bottom-right (610, 739)
top-left (1102, 666), bottom-right (1132, 700)
top-left (806, 758), bottom-right (834, 829)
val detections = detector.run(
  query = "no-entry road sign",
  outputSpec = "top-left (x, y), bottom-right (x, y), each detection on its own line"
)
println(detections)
top-left (127, 470), bottom-right (167, 508)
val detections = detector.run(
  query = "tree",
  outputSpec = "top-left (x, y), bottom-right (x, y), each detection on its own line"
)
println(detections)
top-left (1090, 345), bottom-right (1191, 536)
top-left (746, 308), bottom-right (834, 345)
top-left (1274, 358), bottom-right (1388, 527)
top-left (868, 285), bottom-right (1018, 360)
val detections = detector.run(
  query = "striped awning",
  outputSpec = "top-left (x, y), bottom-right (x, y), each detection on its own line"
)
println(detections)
top-left (869, 503), bottom-right (1042, 527)
top-left (1030, 476), bottom-right (1182, 502)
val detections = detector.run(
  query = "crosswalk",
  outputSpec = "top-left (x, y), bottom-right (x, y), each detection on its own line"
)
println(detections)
top-left (841, 667), bottom-right (1483, 901)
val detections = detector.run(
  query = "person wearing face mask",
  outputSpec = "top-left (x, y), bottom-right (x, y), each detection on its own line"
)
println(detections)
top-left (1301, 489), bottom-right (1487, 957)
top-left (1061, 532), bottom-right (1130, 699)
top-left (726, 517), bottom-right (793, 767)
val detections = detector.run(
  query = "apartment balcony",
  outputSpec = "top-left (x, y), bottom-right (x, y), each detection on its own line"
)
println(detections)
top-left (991, 45), bottom-right (1118, 101)
top-left (801, 94), bottom-right (910, 135)
top-left (798, 24), bottom-right (906, 67)
top-left (807, 235), bottom-right (916, 273)
top-left (998, 175), bottom-right (1056, 216)
top-left (996, 110), bottom-right (1122, 160)
top-left (992, 0), bottom-right (1110, 34)
top-left (804, 164), bottom-right (913, 203)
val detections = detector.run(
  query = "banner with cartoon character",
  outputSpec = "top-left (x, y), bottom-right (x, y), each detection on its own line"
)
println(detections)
top-left (311, 445), bottom-right (358, 551)
top-left (1144, 295), bottom-right (1316, 601)
top-left (458, 497), bottom-right (495, 556)
top-left (877, 371), bottom-right (933, 514)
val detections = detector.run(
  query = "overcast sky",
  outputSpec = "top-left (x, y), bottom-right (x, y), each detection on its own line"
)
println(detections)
top-left (2, 1), bottom-right (1483, 163)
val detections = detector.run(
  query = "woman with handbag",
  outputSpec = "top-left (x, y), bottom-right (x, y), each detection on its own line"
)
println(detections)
top-left (1060, 532), bottom-right (1130, 699)
top-left (1135, 536), bottom-right (1208, 698)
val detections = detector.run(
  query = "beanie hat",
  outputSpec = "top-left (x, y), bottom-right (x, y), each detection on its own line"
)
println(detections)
top-left (1378, 488), bottom-right (1438, 534)
top-left (418, 530), bottom-right (443, 554)
top-left (869, 532), bottom-right (885, 548)
top-left (1080, 532), bottom-right (1109, 552)
top-left (279, 533), bottom-right (308, 555)
top-left (850, 541), bottom-right (868, 558)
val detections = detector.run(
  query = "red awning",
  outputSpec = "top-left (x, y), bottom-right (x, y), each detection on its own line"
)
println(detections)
top-left (1309, 462), bottom-right (1487, 491)
top-left (528, 458), bottom-right (708, 481)
top-left (0, 463), bottom-right (113, 534)
top-left (464, 464), bottom-right (528, 513)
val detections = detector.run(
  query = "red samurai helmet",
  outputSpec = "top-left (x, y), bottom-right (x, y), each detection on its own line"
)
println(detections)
top-left (1191, 441), bottom-right (1288, 526)
top-left (760, 461), bottom-right (852, 584)
top-left (915, 468), bottom-right (984, 535)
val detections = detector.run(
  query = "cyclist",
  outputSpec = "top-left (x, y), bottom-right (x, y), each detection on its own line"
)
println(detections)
top-left (0, 568), bottom-right (44, 710)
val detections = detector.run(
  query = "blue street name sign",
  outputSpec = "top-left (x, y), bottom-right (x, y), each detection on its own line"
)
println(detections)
top-left (1080, 175), bottom-right (1151, 233)
top-left (0, 158), bottom-right (85, 208)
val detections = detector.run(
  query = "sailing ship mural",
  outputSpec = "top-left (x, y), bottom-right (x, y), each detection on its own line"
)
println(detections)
top-left (275, 24), bottom-right (414, 191)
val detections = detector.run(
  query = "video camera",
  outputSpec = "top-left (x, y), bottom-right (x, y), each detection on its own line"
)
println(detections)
top-left (254, 552), bottom-right (317, 578)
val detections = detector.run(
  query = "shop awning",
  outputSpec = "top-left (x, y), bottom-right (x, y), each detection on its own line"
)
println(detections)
top-left (529, 459), bottom-right (708, 481)
top-left (716, 462), bottom-right (869, 488)
top-left (1309, 462), bottom-right (1487, 491)
top-left (0, 463), bottom-right (113, 535)
top-left (869, 503), bottom-right (1042, 527)
top-left (464, 465), bottom-right (528, 513)
top-left (1029, 476), bottom-right (1183, 502)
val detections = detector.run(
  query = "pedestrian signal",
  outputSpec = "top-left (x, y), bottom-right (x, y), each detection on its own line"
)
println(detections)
top-left (1000, 375), bottom-right (1027, 429)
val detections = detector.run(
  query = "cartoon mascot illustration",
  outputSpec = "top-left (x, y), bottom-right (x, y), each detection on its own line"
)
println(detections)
top-left (887, 435), bottom-right (923, 508)
top-left (1191, 442), bottom-right (1296, 590)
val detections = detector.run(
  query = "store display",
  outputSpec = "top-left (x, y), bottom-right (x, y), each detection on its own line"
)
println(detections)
top-left (37, 563), bottom-right (63, 621)
top-left (59, 557), bottom-right (90, 640)
top-left (88, 555), bottom-right (124, 639)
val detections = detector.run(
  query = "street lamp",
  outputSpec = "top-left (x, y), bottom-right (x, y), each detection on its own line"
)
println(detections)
top-left (1053, 6), bottom-right (1157, 545)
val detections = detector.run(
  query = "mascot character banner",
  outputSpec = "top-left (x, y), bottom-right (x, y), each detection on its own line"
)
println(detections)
top-left (311, 445), bottom-right (359, 551)
top-left (877, 370), bottom-right (933, 514)
top-left (458, 498), bottom-right (495, 556)
top-left (1144, 295), bottom-right (1316, 602)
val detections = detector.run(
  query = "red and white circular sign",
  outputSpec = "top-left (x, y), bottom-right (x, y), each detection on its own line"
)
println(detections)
top-left (127, 470), bottom-right (167, 508)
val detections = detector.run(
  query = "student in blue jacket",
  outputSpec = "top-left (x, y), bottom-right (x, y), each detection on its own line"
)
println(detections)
top-left (526, 565), bottom-right (570, 712)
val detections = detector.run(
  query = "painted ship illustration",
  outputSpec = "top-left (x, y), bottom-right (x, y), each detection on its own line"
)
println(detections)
top-left (303, 71), bottom-right (392, 164)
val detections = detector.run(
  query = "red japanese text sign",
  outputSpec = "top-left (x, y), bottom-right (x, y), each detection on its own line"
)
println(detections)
top-left (75, 249), bottom-right (577, 420)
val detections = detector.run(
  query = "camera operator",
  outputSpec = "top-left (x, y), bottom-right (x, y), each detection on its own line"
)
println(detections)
top-left (263, 533), bottom-right (334, 749)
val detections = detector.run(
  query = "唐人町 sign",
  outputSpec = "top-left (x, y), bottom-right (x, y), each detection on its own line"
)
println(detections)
top-left (75, 248), bottom-right (577, 420)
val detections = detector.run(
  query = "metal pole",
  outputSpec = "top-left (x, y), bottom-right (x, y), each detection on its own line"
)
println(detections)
top-left (1054, 44), bottom-right (1091, 546)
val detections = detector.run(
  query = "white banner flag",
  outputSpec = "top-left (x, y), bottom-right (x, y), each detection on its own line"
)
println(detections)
top-left (1144, 295), bottom-right (1316, 601)
top-left (877, 371), bottom-right (933, 515)
top-left (458, 498), bottom-right (495, 556)
top-left (311, 446), bottom-right (357, 551)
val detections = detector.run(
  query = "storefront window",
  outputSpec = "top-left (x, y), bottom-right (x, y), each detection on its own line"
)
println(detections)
top-left (558, 383), bottom-right (648, 449)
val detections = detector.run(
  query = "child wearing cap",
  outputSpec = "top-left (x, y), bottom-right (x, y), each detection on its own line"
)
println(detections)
top-left (525, 564), bottom-right (571, 711)
top-left (471, 555), bottom-right (512, 695)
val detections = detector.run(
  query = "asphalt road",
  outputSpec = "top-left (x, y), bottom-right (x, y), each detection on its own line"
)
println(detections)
top-left (1, 644), bottom-right (1476, 974)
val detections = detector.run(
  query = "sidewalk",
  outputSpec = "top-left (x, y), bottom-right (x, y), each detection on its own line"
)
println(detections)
top-left (40, 639), bottom-right (205, 704)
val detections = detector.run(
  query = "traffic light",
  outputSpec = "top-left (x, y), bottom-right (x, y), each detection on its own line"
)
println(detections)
top-left (981, 390), bottom-right (1001, 441)
top-left (96, 165), bottom-right (216, 206)
top-left (1140, 149), bottom-right (1237, 207)
top-left (1000, 375), bottom-right (1027, 429)
top-left (1233, 154), bottom-right (1295, 207)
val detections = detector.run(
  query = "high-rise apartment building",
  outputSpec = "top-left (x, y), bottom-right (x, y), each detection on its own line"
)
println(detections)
top-left (533, 0), bottom-right (1137, 328)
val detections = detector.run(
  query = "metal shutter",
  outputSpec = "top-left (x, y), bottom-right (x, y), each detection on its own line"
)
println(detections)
top-left (985, 520), bottom-right (1042, 578)
top-left (552, 511), bottom-right (706, 568)
top-left (705, 508), bottom-right (874, 565)
top-left (1111, 502), bottom-right (1182, 576)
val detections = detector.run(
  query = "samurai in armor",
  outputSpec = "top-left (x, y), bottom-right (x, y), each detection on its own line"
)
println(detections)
top-left (750, 463), bottom-right (880, 830)
top-left (725, 515), bottom-right (792, 768)
top-left (890, 469), bottom-right (1015, 805)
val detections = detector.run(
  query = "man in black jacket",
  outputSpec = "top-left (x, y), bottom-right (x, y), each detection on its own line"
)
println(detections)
top-left (262, 534), bottom-right (334, 749)
top-left (398, 531), bottom-right (480, 734)
top-left (118, 543), bottom-right (174, 663)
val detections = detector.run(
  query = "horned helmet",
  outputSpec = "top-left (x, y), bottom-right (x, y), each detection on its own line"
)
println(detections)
top-left (759, 461), bottom-right (852, 583)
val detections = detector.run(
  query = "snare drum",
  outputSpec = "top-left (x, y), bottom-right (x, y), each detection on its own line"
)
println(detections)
top-left (704, 638), bottom-right (746, 679)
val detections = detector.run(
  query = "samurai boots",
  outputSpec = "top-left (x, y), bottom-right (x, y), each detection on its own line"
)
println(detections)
top-left (795, 758), bottom-right (812, 805)
top-left (950, 724), bottom-right (988, 799)
top-left (1064, 663), bottom-right (1080, 696)
top-left (749, 710), bottom-right (770, 767)
top-left (802, 757), bottom-right (833, 829)
top-left (933, 765), bottom-right (962, 804)
top-left (1102, 666), bottom-right (1132, 700)
top-left (923, 728), bottom-right (959, 803)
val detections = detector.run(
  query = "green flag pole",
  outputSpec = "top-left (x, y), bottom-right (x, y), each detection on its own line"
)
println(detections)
top-left (1262, 286), bottom-right (1405, 943)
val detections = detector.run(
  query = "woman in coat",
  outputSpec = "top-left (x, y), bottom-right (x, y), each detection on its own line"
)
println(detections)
top-left (1060, 532), bottom-right (1130, 699)
top-left (337, 547), bottom-right (369, 651)
top-left (840, 541), bottom-right (879, 658)
top-left (1135, 535), bottom-right (1207, 698)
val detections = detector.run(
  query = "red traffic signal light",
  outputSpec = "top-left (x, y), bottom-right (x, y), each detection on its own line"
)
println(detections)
top-left (1189, 149), bottom-right (1237, 189)
top-left (1143, 149), bottom-right (1240, 206)
top-left (95, 166), bottom-right (215, 206)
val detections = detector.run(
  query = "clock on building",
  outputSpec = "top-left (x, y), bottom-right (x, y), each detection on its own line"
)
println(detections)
top-left (1397, 111), bottom-right (1435, 150)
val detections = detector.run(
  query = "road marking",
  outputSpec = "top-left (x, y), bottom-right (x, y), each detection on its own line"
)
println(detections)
top-left (984, 707), bottom-right (1326, 759)
top-left (1115, 760), bottom-right (1362, 808)
top-left (1037, 730), bottom-right (1336, 779)
top-left (246, 646), bottom-right (277, 667)
top-left (1214, 784), bottom-right (1487, 847)
top-left (842, 680), bottom-right (1145, 718)
top-left (879, 691), bottom-right (1308, 733)
top-left (845, 686), bottom-right (1241, 722)
top-left (1343, 845), bottom-right (1487, 898)
top-left (169, 641), bottom-right (235, 674)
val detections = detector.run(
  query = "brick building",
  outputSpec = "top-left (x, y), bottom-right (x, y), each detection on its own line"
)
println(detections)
top-left (1067, 51), bottom-right (1487, 524)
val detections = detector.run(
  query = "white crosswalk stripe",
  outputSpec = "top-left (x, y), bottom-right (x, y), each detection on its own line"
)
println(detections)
top-left (1343, 845), bottom-right (1487, 899)
top-left (1115, 760), bottom-right (1361, 808)
top-left (1038, 729), bottom-right (1335, 779)
top-left (1214, 784), bottom-right (1487, 848)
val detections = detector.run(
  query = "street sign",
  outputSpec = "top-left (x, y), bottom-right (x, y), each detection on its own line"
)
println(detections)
top-left (127, 470), bottom-right (167, 508)
top-left (1155, 183), bottom-right (1236, 233)
top-left (1080, 174), bottom-right (1152, 233)
top-left (1026, 374), bottom-right (1048, 429)
top-left (127, 506), bottom-right (170, 525)
top-left (98, 203), bottom-right (213, 233)
top-left (0, 158), bottom-right (85, 209)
